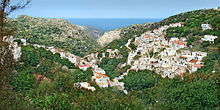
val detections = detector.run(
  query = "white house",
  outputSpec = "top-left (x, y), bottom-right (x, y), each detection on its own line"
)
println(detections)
top-left (94, 67), bottom-right (105, 74)
top-left (170, 37), bottom-right (179, 42)
top-left (177, 42), bottom-right (187, 48)
top-left (20, 39), bottom-right (27, 46)
top-left (92, 72), bottom-right (110, 88)
top-left (11, 42), bottom-right (21, 61)
top-left (169, 23), bottom-right (183, 27)
top-left (79, 64), bottom-right (91, 71)
top-left (68, 54), bottom-right (77, 64)
top-left (191, 64), bottom-right (204, 72)
top-left (201, 24), bottom-right (212, 30)
top-left (192, 51), bottom-right (207, 61)
top-left (59, 52), bottom-right (66, 58)
top-left (202, 35), bottom-right (218, 43)
top-left (74, 82), bottom-right (96, 91)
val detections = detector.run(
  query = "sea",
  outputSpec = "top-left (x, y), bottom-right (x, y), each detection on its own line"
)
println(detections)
top-left (64, 18), bottom-right (163, 31)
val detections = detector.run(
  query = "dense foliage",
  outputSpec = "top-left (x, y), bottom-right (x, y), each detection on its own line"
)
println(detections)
top-left (121, 70), bottom-right (160, 91)
top-left (159, 79), bottom-right (219, 110)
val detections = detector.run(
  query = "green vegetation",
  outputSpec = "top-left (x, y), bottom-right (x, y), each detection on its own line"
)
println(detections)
top-left (1, 9), bottom-right (220, 110)
top-left (101, 9), bottom-right (220, 109)
top-left (3, 45), bottom-right (146, 109)
top-left (99, 57), bottom-right (124, 79)
top-left (11, 15), bottom-right (100, 57)
top-left (155, 78), bottom-right (219, 110)
top-left (121, 70), bottom-right (160, 91)
top-left (9, 71), bottom-right (35, 92)
top-left (161, 9), bottom-right (220, 53)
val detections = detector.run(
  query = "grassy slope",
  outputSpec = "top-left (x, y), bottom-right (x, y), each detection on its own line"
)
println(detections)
top-left (12, 15), bottom-right (100, 57)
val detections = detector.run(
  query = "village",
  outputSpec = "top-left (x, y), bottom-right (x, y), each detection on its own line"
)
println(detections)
top-left (4, 22), bottom-right (218, 93)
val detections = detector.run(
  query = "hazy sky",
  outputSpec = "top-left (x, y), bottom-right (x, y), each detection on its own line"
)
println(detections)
top-left (10, 0), bottom-right (220, 18)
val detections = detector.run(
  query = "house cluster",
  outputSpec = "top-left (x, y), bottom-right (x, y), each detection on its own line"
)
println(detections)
top-left (33, 43), bottom-right (125, 92)
top-left (90, 67), bottom-right (125, 90)
top-left (126, 23), bottom-right (207, 78)
top-left (91, 67), bottom-right (111, 87)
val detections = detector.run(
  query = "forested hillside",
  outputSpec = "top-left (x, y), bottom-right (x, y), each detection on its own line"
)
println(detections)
top-left (11, 15), bottom-right (101, 57)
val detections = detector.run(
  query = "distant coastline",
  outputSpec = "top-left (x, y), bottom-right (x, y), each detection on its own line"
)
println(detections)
top-left (64, 18), bottom-right (163, 31)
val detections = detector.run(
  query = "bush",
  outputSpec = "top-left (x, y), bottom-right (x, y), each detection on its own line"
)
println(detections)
top-left (37, 63), bottom-right (49, 74)
top-left (21, 49), bottom-right (40, 66)
top-left (121, 70), bottom-right (160, 91)
top-left (160, 80), bottom-right (219, 110)
top-left (10, 71), bottom-right (35, 92)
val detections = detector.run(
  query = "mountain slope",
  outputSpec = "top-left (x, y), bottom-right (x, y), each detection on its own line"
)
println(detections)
top-left (103, 9), bottom-right (220, 50)
top-left (98, 8), bottom-right (220, 87)
top-left (97, 29), bottom-right (121, 46)
top-left (97, 23), bottom-right (155, 46)
top-left (13, 15), bottom-right (100, 57)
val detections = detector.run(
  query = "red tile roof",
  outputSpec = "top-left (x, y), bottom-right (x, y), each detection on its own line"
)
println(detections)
top-left (172, 40), bottom-right (180, 43)
top-left (193, 64), bottom-right (204, 68)
top-left (79, 65), bottom-right (87, 67)
top-left (128, 69), bottom-right (137, 71)
top-left (95, 72), bottom-right (103, 75)
top-left (96, 76), bottom-right (101, 79)
top-left (95, 72), bottom-right (109, 78)
top-left (145, 36), bottom-right (150, 38)
top-left (178, 42), bottom-right (185, 45)
top-left (180, 56), bottom-right (187, 59)
top-left (180, 73), bottom-right (185, 76)
top-left (79, 64), bottom-right (91, 68)
top-left (107, 79), bottom-right (111, 86)
top-left (188, 59), bottom-right (198, 63)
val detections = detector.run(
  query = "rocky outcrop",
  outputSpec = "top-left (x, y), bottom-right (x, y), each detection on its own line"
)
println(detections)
top-left (97, 29), bottom-right (121, 46)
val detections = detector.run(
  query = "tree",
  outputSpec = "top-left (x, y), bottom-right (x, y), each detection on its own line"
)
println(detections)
top-left (98, 53), bottom-right (102, 58)
top-left (21, 49), bottom-right (40, 66)
top-left (159, 80), bottom-right (219, 110)
top-left (0, 0), bottom-right (31, 109)
top-left (121, 70), bottom-right (160, 91)
top-left (9, 71), bottom-right (35, 92)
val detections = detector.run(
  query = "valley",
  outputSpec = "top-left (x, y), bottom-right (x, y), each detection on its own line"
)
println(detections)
top-left (1, 8), bottom-right (220, 109)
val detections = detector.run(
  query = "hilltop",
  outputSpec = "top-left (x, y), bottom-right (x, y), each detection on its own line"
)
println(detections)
top-left (100, 9), bottom-right (220, 48)
top-left (11, 15), bottom-right (102, 57)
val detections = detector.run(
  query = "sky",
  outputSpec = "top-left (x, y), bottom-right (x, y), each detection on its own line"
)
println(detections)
top-left (10, 0), bottom-right (220, 18)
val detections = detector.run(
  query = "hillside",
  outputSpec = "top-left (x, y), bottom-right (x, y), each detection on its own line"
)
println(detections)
top-left (97, 23), bottom-right (155, 46)
top-left (92, 9), bottom-right (220, 83)
top-left (95, 8), bottom-right (220, 109)
top-left (12, 15), bottom-right (101, 57)
top-left (102, 9), bottom-right (220, 49)
top-left (97, 29), bottom-right (121, 46)
top-left (1, 8), bottom-right (220, 110)
top-left (84, 26), bottom-right (105, 39)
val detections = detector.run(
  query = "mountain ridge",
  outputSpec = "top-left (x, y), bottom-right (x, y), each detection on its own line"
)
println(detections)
top-left (12, 15), bottom-right (102, 56)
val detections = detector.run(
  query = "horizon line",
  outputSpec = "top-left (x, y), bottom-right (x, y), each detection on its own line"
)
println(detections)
top-left (10, 15), bottom-right (164, 19)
